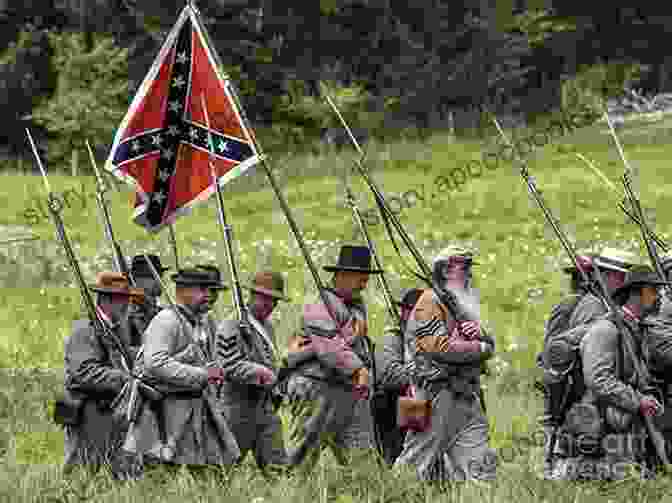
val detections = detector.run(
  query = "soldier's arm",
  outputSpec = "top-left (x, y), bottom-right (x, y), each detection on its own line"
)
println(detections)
top-left (216, 320), bottom-right (270, 385)
top-left (143, 311), bottom-right (208, 390)
top-left (413, 295), bottom-right (491, 364)
top-left (64, 321), bottom-right (127, 395)
top-left (581, 321), bottom-right (642, 413)
top-left (376, 331), bottom-right (412, 389)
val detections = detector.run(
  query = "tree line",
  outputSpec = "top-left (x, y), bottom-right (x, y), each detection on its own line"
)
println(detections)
top-left (0, 0), bottom-right (668, 169)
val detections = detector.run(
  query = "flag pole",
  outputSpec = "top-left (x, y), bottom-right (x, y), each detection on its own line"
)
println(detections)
top-left (189, 1), bottom-right (344, 330)
top-left (199, 93), bottom-right (247, 324)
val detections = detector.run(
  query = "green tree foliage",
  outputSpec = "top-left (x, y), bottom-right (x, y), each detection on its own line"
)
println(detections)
top-left (29, 31), bottom-right (129, 168)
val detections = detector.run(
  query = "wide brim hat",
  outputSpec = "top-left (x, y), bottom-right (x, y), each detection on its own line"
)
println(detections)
top-left (89, 272), bottom-right (145, 297)
top-left (432, 245), bottom-right (479, 266)
top-left (171, 268), bottom-right (228, 289)
top-left (130, 254), bottom-right (171, 276)
top-left (323, 245), bottom-right (384, 274)
top-left (611, 265), bottom-right (672, 305)
top-left (243, 271), bottom-right (290, 301)
top-left (394, 287), bottom-right (423, 308)
top-left (593, 247), bottom-right (640, 273)
top-left (195, 265), bottom-right (229, 290)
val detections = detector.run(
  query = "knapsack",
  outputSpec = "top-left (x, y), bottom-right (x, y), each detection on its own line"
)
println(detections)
top-left (538, 294), bottom-right (590, 426)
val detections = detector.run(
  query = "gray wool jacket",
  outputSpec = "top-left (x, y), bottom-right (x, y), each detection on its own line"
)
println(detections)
top-left (63, 317), bottom-right (130, 468)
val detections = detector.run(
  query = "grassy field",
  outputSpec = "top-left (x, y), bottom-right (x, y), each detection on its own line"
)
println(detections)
top-left (2, 116), bottom-right (672, 501)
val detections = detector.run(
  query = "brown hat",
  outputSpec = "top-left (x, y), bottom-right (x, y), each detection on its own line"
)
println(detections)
top-left (244, 271), bottom-right (290, 301)
top-left (89, 272), bottom-right (145, 298)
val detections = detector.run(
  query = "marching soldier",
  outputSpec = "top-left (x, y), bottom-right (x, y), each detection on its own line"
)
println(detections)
top-left (552, 265), bottom-right (666, 480)
top-left (122, 267), bottom-right (240, 473)
top-left (215, 271), bottom-right (290, 476)
top-left (374, 287), bottom-right (423, 465)
top-left (393, 246), bottom-right (496, 482)
top-left (126, 254), bottom-right (170, 349)
top-left (641, 255), bottom-right (672, 460)
top-left (284, 245), bottom-right (381, 469)
top-left (61, 272), bottom-right (144, 476)
top-left (539, 247), bottom-right (641, 476)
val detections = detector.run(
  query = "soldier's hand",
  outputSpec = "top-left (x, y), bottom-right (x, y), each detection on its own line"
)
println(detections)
top-left (207, 367), bottom-right (226, 385)
top-left (458, 320), bottom-right (480, 340)
top-left (640, 396), bottom-right (663, 417)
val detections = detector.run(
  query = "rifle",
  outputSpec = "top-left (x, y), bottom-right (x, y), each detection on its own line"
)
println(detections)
top-left (343, 184), bottom-right (394, 459)
top-left (490, 115), bottom-right (670, 470)
top-left (199, 94), bottom-right (283, 409)
top-left (602, 111), bottom-right (669, 286)
top-left (27, 130), bottom-right (133, 372)
top-left (86, 140), bottom-right (132, 281)
top-left (26, 130), bottom-right (160, 429)
top-left (574, 152), bottom-right (668, 252)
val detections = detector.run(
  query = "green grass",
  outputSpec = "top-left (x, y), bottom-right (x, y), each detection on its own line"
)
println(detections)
top-left (2, 118), bottom-right (672, 500)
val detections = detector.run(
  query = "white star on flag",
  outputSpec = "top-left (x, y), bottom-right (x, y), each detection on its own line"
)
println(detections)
top-left (218, 140), bottom-right (229, 152)
top-left (153, 192), bottom-right (167, 203)
top-left (131, 140), bottom-right (141, 152)
top-left (172, 75), bottom-right (186, 89)
top-left (167, 125), bottom-right (180, 136)
top-left (168, 100), bottom-right (182, 113)
top-left (161, 148), bottom-right (175, 160)
top-left (176, 51), bottom-right (188, 64)
top-left (151, 134), bottom-right (163, 147)
top-left (157, 169), bottom-right (171, 181)
top-left (189, 128), bottom-right (200, 140)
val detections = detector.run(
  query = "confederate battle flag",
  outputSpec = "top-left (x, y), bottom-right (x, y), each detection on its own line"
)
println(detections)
top-left (104, 3), bottom-right (261, 233)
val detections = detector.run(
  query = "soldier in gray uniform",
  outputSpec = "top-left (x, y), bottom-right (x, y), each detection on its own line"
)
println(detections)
top-left (642, 254), bottom-right (672, 457)
top-left (123, 268), bottom-right (240, 473)
top-left (540, 248), bottom-right (641, 476)
top-left (284, 245), bottom-right (382, 469)
top-left (61, 272), bottom-right (145, 476)
top-left (552, 265), bottom-right (666, 480)
top-left (393, 245), bottom-right (496, 482)
top-left (215, 271), bottom-right (290, 476)
top-left (126, 254), bottom-right (170, 349)
top-left (374, 288), bottom-right (423, 465)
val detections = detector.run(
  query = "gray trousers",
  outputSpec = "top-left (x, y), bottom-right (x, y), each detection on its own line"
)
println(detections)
top-left (394, 386), bottom-right (496, 481)
top-left (286, 376), bottom-right (374, 467)
top-left (220, 395), bottom-right (288, 470)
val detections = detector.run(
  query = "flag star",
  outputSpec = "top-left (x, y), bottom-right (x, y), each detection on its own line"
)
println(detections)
top-left (167, 125), bottom-right (180, 137)
top-left (217, 140), bottom-right (229, 152)
top-left (161, 148), bottom-right (175, 160)
top-left (153, 192), bottom-right (167, 203)
top-left (189, 127), bottom-right (200, 140)
top-left (168, 100), bottom-right (182, 113)
top-left (172, 75), bottom-right (186, 89)
top-left (158, 169), bottom-right (171, 181)
top-left (151, 134), bottom-right (163, 147)
top-left (176, 51), bottom-right (188, 65)
top-left (131, 140), bottom-right (141, 152)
